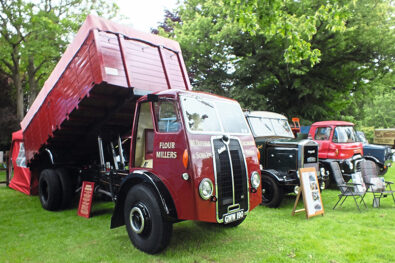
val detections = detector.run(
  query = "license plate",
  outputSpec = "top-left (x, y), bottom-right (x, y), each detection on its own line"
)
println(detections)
top-left (223, 210), bottom-right (244, 224)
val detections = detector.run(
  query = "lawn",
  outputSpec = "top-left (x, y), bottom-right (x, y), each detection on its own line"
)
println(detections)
top-left (1, 169), bottom-right (395, 263)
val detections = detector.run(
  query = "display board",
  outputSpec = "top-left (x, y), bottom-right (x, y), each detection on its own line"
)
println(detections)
top-left (78, 181), bottom-right (95, 218)
top-left (292, 167), bottom-right (324, 219)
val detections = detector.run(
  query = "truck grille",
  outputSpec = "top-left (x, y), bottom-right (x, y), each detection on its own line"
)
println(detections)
top-left (213, 138), bottom-right (248, 220)
top-left (303, 145), bottom-right (318, 165)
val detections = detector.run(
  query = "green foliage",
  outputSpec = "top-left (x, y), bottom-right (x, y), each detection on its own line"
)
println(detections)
top-left (0, 0), bottom-right (119, 117)
top-left (160, 0), bottom-right (394, 125)
top-left (1, 169), bottom-right (395, 262)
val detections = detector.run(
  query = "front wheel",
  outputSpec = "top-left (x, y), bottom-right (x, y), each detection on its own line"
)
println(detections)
top-left (377, 165), bottom-right (388, 176)
top-left (124, 184), bottom-right (173, 254)
top-left (261, 175), bottom-right (283, 208)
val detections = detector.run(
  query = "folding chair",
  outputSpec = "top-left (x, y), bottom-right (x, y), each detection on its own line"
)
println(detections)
top-left (331, 162), bottom-right (368, 211)
top-left (361, 160), bottom-right (395, 207)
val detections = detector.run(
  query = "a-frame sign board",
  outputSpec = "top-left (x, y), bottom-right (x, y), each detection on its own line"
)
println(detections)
top-left (292, 167), bottom-right (324, 219)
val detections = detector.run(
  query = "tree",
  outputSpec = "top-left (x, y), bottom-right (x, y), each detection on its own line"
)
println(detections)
top-left (0, 0), bottom-right (119, 121)
top-left (0, 73), bottom-right (19, 149)
top-left (158, 0), bottom-right (394, 123)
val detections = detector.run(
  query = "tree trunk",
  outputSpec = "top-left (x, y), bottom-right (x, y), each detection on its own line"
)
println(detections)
top-left (27, 56), bottom-right (38, 107)
top-left (15, 72), bottom-right (24, 122)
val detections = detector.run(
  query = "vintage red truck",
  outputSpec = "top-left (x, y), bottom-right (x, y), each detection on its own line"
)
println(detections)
top-left (308, 121), bottom-right (363, 187)
top-left (9, 15), bottom-right (261, 254)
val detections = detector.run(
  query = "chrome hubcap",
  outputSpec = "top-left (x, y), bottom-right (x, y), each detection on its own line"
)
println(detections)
top-left (130, 207), bottom-right (145, 234)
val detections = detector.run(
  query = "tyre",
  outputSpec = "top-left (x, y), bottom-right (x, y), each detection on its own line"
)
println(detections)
top-left (320, 177), bottom-right (331, 190)
top-left (377, 165), bottom-right (388, 176)
top-left (56, 168), bottom-right (75, 209)
top-left (124, 184), bottom-right (173, 254)
top-left (39, 169), bottom-right (62, 211)
top-left (261, 175), bottom-right (283, 208)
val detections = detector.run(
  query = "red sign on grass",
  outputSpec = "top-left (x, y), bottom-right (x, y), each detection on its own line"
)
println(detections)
top-left (78, 181), bottom-right (95, 218)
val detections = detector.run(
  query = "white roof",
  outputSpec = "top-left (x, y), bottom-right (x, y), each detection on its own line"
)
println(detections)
top-left (246, 111), bottom-right (287, 120)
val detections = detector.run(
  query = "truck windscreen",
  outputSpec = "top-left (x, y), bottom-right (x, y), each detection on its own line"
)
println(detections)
top-left (248, 117), bottom-right (294, 138)
top-left (333, 126), bottom-right (358, 143)
top-left (180, 95), bottom-right (249, 134)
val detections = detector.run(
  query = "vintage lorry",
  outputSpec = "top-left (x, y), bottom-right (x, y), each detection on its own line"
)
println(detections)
top-left (308, 121), bottom-right (364, 187)
top-left (244, 111), bottom-right (319, 207)
top-left (10, 15), bottom-right (262, 254)
top-left (356, 131), bottom-right (393, 175)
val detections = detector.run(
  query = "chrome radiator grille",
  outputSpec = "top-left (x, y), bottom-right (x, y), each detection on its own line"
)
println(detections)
top-left (213, 138), bottom-right (248, 220)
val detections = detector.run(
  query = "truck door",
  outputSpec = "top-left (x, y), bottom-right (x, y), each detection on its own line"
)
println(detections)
top-left (151, 99), bottom-right (189, 191)
top-left (313, 126), bottom-right (332, 159)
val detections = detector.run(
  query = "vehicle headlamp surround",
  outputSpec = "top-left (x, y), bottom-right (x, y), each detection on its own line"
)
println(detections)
top-left (251, 171), bottom-right (261, 189)
top-left (320, 167), bottom-right (326, 176)
top-left (199, 178), bottom-right (214, 200)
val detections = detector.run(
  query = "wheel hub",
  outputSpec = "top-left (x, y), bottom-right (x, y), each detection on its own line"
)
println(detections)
top-left (129, 204), bottom-right (148, 234)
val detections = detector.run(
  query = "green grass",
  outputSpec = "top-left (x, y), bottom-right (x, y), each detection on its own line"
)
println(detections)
top-left (1, 169), bottom-right (395, 263)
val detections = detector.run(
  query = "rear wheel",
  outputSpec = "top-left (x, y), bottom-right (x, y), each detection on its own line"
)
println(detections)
top-left (56, 168), bottom-right (75, 209)
top-left (39, 169), bottom-right (62, 211)
top-left (124, 184), bottom-right (173, 254)
top-left (261, 175), bottom-right (283, 208)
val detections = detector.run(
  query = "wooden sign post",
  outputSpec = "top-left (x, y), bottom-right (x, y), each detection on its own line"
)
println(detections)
top-left (292, 167), bottom-right (324, 219)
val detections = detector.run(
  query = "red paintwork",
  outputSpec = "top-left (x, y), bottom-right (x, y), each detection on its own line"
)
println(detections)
top-left (309, 121), bottom-right (363, 160)
top-left (18, 15), bottom-right (261, 223)
top-left (8, 130), bottom-right (38, 195)
top-left (78, 181), bottom-right (95, 218)
top-left (21, 15), bottom-right (190, 163)
top-left (129, 90), bottom-right (261, 222)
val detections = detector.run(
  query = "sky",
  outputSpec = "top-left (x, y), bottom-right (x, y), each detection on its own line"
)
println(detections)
top-left (114, 0), bottom-right (180, 32)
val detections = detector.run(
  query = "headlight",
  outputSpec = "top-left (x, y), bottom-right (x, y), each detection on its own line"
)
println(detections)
top-left (320, 167), bottom-right (326, 176)
top-left (199, 178), bottom-right (213, 200)
top-left (251, 171), bottom-right (260, 189)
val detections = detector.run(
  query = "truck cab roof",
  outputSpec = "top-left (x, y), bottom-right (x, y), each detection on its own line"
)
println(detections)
top-left (311, 121), bottom-right (355, 127)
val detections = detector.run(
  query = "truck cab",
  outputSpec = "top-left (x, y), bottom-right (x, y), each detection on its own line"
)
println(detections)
top-left (356, 131), bottom-right (393, 175)
top-left (309, 121), bottom-right (363, 186)
top-left (245, 111), bottom-right (319, 207)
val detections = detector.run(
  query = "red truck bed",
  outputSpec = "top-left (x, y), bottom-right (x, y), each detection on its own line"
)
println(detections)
top-left (21, 15), bottom-right (190, 164)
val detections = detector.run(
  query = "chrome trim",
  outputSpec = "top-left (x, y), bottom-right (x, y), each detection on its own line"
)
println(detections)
top-left (199, 178), bottom-right (214, 200)
top-left (44, 148), bottom-right (54, 165)
top-left (97, 136), bottom-right (105, 168)
top-left (297, 139), bottom-right (318, 168)
top-left (110, 142), bottom-right (119, 170)
top-left (118, 135), bottom-right (125, 169)
top-left (130, 207), bottom-right (145, 234)
top-left (211, 136), bottom-right (250, 223)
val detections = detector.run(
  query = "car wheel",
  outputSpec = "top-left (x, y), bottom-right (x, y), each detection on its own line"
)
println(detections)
top-left (124, 184), bottom-right (173, 254)
top-left (261, 176), bottom-right (283, 208)
top-left (39, 169), bottom-right (62, 211)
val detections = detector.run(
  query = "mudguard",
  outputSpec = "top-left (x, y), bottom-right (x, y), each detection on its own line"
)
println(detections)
top-left (363, 156), bottom-right (382, 167)
top-left (110, 170), bottom-right (177, 229)
top-left (262, 169), bottom-right (282, 182)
